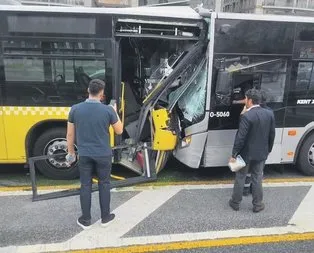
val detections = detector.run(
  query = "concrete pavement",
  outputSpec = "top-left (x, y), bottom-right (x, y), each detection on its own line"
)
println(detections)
top-left (1, 181), bottom-right (314, 252)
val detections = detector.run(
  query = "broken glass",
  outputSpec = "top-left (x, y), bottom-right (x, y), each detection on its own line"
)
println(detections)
top-left (176, 60), bottom-right (208, 125)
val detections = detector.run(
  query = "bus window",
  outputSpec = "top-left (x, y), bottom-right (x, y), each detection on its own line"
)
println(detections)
top-left (257, 58), bottom-right (288, 103)
top-left (296, 23), bottom-right (314, 41)
top-left (296, 62), bottom-right (314, 90)
top-left (214, 19), bottom-right (295, 55)
top-left (7, 15), bottom-right (96, 36)
top-left (4, 57), bottom-right (45, 82)
top-left (216, 56), bottom-right (288, 103)
top-left (2, 38), bottom-right (112, 105)
top-left (176, 59), bottom-right (207, 127)
top-left (44, 40), bottom-right (112, 103)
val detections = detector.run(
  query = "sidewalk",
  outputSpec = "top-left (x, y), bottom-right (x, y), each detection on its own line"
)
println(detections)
top-left (1, 181), bottom-right (314, 253)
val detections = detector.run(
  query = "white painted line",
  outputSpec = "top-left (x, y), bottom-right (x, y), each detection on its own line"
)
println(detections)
top-left (0, 191), bottom-right (33, 197)
top-left (0, 246), bottom-right (16, 253)
top-left (289, 185), bottom-right (314, 229)
top-left (0, 188), bottom-right (121, 197)
top-left (115, 225), bottom-right (309, 248)
top-left (120, 181), bottom-right (314, 192)
top-left (67, 188), bottom-right (181, 250)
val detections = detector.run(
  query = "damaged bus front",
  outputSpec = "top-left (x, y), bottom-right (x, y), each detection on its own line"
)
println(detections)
top-left (114, 8), bottom-right (213, 175)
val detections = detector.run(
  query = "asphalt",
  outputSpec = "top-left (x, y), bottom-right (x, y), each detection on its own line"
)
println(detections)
top-left (124, 186), bottom-right (310, 237)
top-left (1, 178), bottom-right (314, 252)
top-left (0, 191), bottom-right (139, 247)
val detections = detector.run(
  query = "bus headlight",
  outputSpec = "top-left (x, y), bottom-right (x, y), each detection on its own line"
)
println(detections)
top-left (181, 136), bottom-right (192, 148)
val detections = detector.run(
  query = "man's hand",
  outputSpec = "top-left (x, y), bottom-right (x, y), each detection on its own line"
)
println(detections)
top-left (241, 105), bottom-right (247, 115)
top-left (66, 153), bottom-right (76, 166)
top-left (109, 101), bottom-right (123, 135)
top-left (110, 103), bottom-right (117, 112)
top-left (229, 157), bottom-right (236, 163)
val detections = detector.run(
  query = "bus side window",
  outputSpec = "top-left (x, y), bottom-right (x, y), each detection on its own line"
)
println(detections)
top-left (218, 56), bottom-right (288, 104)
top-left (295, 62), bottom-right (314, 90)
top-left (44, 41), bottom-right (112, 104)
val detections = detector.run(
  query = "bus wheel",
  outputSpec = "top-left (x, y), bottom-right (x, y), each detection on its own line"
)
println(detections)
top-left (297, 133), bottom-right (314, 176)
top-left (32, 128), bottom-right (79, 180)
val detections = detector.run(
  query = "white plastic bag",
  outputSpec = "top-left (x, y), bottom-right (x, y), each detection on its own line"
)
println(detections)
top-left (228, 155), bottom-right (246, 172)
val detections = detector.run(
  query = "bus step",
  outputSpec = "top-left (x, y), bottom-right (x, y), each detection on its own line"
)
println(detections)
top-left (118, 156), bottom-right (143, 175)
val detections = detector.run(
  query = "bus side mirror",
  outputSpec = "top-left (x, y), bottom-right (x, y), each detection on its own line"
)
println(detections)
top-left (215, 71), bottom-right (233, 106)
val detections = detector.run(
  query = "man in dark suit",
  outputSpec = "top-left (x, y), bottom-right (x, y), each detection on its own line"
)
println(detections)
top-left (242, 89), bottom-right (272, 197)
top-left (229, 89), bottom-right (275, 213)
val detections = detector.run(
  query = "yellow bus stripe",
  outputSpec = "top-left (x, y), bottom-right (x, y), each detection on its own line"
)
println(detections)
top-left (63, 232), bottom-right (314, 253)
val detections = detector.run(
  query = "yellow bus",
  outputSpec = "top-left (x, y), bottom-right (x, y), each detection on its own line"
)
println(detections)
top-left (0, 5), bottom-right (204, 179)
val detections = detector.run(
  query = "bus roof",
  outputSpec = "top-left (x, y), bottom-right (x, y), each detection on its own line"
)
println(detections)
top-left (216, 12), bottom-right (314, 23)
top-left (2, 5), bottom-right (314, 24)
top-left (0, 5), bottom-right (203, 20)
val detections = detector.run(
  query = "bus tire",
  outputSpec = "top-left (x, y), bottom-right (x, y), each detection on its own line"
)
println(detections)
top-left (32, 128), bottom-right (79, 180)
top-left (297, 133), bottom-right (314, 176)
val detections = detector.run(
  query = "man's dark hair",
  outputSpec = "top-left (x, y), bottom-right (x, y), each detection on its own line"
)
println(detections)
top-left (245, 88), bottom-right (262, 105)
top-left (88, 79), bottom-right (105, 96)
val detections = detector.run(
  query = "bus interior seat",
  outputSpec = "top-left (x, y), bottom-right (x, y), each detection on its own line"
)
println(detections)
top-left (75, 67), bottom-right (91, 89)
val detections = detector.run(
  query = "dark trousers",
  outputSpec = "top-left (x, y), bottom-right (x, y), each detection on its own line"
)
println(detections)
top-left (79, 156), bottom-right (112, 221)
top-left (243, 173), bottom-right (252, 195)
top-left (231, 160), bottom-right (265, 208)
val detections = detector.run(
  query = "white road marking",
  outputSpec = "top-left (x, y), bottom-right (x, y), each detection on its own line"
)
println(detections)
top-left (113, 225), bottom-right (308, 248)
top-left (289, 185), bottom-right (314, 228)
top-left (0, 188), bottom-right (120, 197)
top-left (67, 188), bottom-right (181, 250)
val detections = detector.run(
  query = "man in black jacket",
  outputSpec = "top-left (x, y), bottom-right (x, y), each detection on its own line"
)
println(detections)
top-left (242, 90), bottom-right (272, 197)
top-left (229, 89), bottom-right (275, 213)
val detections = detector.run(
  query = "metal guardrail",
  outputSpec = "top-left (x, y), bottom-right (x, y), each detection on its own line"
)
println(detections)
top-left (29, 143), bottom-right (157, 201)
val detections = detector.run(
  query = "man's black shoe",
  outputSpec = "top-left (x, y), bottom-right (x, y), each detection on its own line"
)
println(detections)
top-left (253, 203), bottom-right (265, 213)
top-left (229, 199), bottom-right (239, 211)
top-left (77, 217), bottom-right (92, 230)
top-left (101, 213), bottom-right (116, 227)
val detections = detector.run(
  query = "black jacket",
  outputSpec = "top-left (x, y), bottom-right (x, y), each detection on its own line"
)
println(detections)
top-left (232, 106), bottom-right (276, 162)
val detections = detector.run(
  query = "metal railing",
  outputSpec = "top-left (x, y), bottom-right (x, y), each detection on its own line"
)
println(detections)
top-left (29, 143), bottom-right (157, 201)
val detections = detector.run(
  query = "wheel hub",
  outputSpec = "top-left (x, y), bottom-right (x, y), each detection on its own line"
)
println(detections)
top-left (307, 144), bottom-right (314, 166)
top-left (44, 139), bottom-right (77, 169)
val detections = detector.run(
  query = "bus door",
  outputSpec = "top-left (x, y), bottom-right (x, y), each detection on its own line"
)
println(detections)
top-left (203, 58), bottom-right (288, 167)
top-left (283, 39), bottom-right (314, 164)
top-left (201, 68), bottom-right (256, 167)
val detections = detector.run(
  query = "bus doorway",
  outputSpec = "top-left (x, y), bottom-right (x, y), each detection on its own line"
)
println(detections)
top-left (116, 36), bottom-right (202, 174)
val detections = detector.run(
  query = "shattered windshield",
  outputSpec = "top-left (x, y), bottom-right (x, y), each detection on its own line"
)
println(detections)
top-left (149, 51), bottom-right (185, 80)
top-left (177, 59), bottom-right (207, 126)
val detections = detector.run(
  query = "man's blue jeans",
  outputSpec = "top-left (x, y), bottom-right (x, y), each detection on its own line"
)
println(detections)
top-left (78, 156), bottom-right (112, 221)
